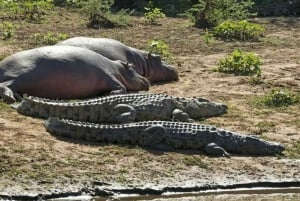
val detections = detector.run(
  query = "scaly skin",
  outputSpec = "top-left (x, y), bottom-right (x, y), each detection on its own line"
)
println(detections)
top-left (12, 93), bottom-right (227, 123)
top-left (45, 118), bottom-right (284, 156)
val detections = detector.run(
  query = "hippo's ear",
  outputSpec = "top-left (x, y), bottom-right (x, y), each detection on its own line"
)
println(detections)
top-left (147, 53), bottom-right (152, 59)
top-left (149, 53), bottom-right (162, 62)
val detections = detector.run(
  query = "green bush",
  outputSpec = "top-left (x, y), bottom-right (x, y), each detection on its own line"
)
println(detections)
top-left (147, 40), bottom-right (170, 58)
top-left (258, 89), bottom-right (299, 107)
top-left (216, 49), bottom-right (262, 76)
top-left (144, 7), bottom-right (166, 25)
top-left (186, 0), bottom-right (256, 28)
top-left (32, 32), bottom-right (69, 45)
top-left (213, 20), bottom-right (265, 41)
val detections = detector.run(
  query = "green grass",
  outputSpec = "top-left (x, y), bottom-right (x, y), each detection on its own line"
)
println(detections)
top-left (32, 32), bottom-right (69, 45)
top-left (256, 89), bottom-right (299, 107)
top-left (286, 141), bottom-right (300, 159)
top-left (0, 100), bottom-right (10, 109)
top-left (182, 156), bottom-right (208, 168)
top-left (296, 56), bottom-right (300, 64)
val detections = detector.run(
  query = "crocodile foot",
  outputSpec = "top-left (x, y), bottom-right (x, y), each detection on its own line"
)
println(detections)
top-left (114, 104), bottom-right (137, 123)
top-left (204, 143), bottom-right (230, 157)
top-left (139, 125), bottom-right (167, 146)
top-left (172, 109), bottom-right (193, 122)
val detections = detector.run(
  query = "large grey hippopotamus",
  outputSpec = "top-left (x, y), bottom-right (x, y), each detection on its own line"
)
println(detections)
top-left (0, 46), bottom-right (150, 103)
top-left (56, 37), bottom-right (179, 83)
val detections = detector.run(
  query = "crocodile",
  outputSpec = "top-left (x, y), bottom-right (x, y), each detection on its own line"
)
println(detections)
top-left (12, 93), bottom-right (227, 123)
top-left (45, 117), bottom-right (285, 156)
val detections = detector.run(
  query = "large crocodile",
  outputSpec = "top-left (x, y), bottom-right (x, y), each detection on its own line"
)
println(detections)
top-left (12, 93), bottom-right (227, 123)
top-left (45, 117), bottom-right (285, 156)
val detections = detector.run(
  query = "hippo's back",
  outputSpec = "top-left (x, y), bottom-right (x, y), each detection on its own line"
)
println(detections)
top-left (0, 46), bottom-right (123, 99)
top-left (0, 45), bottom-right (114, 74)
top-left (57, 37), bottom-right (139, 62)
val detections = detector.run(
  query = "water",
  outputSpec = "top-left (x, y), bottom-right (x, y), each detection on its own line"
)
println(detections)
top-left (52, 187), bottom-right (300, 201)
top-left (106, 187), bottom-right (300, 201)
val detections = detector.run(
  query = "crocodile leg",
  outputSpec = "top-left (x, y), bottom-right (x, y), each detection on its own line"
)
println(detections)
top-left (113, 104), bottom-right (137, 123)
top-left (139, 125), bottom-right (167, 147)
top-left (172, 108), bottom-right (193, 122)
top-left (204, 142), bottom-right (230, 157)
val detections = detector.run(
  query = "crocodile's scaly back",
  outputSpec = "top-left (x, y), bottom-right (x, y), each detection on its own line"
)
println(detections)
top-left (45, 117), bottom-right (284, 156)
top-left (13, 93), bottom-right (227, 123)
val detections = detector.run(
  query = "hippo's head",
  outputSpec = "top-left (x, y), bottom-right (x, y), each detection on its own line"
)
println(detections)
top-left (145, 53), bottom-right (178, 83)
top-left (118, 61), bottom-right (150, 92)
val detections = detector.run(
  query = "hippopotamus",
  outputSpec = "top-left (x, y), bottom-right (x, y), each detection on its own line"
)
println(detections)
top-left (56, 37), bottom-right (179, 83)
top-left (0, 46), bottom-right (150, 103)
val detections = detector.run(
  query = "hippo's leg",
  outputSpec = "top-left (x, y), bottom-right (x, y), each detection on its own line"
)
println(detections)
top-left (0, 85), bottom-right (16, 104)
top-left (109, 78), bottom-right (127, 94)
top-left (139, 125), bottom-right (169, 150)
top-left (204, 143), bottom-right (230, 157)
top-left (172, 109), bottom-right (193, 122)
top-left (113, 104), bottom-right (137, 123)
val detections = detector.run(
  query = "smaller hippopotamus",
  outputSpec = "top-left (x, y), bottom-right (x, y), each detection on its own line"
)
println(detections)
top-left (0, 46), bottom-right (149, 103)
top-left (56, 37), bottom-right (178, 83)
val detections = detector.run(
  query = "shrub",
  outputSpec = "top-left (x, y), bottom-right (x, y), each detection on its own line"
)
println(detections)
top-left (144, 7), bottom-right (166, 25)
top-left (216, 49), bottom-right (262, 76)
top-left (213, 20), bottom-right (265, 41)
top-left (33, 32), bottom-right (69, 45)
top-left (257, 89), bottom-right (299, 107)
top-left (147, 40), bottom-right (170, 58)
top-left (186, 0), bottom-right (256, 28)
top-left (82, 0), bottom-right (131, 28)
top-left (0, 22), bottom-right (15, 40)
top-left (106, 9), bottom-right (133, 27)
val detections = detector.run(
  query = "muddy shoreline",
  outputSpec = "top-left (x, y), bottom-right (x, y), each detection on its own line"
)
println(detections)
top-left (1, 181), bottom-right (300, 201)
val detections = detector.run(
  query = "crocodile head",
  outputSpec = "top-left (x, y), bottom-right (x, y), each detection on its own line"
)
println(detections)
top-left (225, 135), bottom-right (285, 156)
top-left (182, 99), bottom-right (228, 119)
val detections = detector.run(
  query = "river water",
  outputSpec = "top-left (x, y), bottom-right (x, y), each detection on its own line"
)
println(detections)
top-left (106, 188), bottom-right (300, 201)
top-left (111, 193), bottom-right (300, 201)
top-left (52, 187), bottom-right (300, 201)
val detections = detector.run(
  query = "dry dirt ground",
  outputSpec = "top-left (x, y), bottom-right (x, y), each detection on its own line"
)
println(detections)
top-left (0, 9), bottom-right (299, 199)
